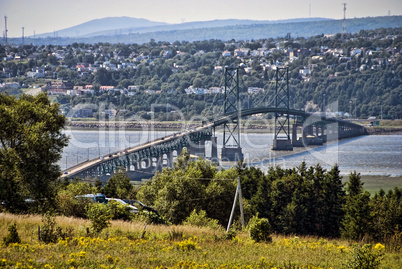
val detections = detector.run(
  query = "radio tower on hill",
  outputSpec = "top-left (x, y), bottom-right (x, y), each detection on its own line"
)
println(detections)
top-left (4, 16), bottom-right (8, 45)
top-left (342, 3), bottom-right (347, 34)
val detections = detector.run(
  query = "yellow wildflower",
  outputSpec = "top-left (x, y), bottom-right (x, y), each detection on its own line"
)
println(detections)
top-left (374, 243), bottom-right (385, 251)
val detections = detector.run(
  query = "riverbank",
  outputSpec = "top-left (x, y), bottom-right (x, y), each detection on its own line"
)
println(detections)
top-left (365, 127), bottom-right (402, 135)
top-left (66, 120), bottom-right (402, 134)
top-left (66, 120), bottom-right (274, 132)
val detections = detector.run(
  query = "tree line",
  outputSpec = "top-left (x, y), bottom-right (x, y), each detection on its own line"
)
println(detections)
top-left (137, 151), bottom-right (402, 242)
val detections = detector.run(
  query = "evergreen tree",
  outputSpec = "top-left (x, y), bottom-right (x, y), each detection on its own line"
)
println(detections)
top-left (370, 187), bottom-right (402, 240)
top-left (322, 164), bottom-right (346, 237)
top-left (341, 171), bottom-right (372, 240)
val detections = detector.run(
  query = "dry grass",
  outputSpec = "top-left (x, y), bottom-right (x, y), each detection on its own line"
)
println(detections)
top-left (1, 213), bottom-right (401, 268)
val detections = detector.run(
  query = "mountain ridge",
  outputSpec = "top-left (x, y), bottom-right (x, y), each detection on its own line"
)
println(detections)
top-left (13, 15), bottom-right (402, 45)
top-left (36, 16), bottom-right (169, 38)
top-left (37, 17), bottom-right (333, 38)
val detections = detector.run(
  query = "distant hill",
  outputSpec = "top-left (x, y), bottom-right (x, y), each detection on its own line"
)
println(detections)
top-left (81, 17), bottom-right (332, 38)
top-left (36, 17), bottom-right (168, 38)
top-left (35, 17), bottom-right (332, 38)
top-left (13, 15), bottom-right (402, 45)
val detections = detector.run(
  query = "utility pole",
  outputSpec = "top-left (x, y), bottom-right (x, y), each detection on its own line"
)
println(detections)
top-left (22, 27), bottom-right (24, 45)
top-left (342, 3), bottom-right (347, 34)
top-left (4, 16), bottom-right (8, 45)
top-left (226, 177), bottom-right (245, 232)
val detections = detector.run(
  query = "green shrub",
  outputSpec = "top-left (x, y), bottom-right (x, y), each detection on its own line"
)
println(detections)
top-left (56, 194), bottom-right (89, 218)
top-left (56, 182), bottom-right (97, 218)
top-left (107, 200), bottom-right (132, 221)
top-left (223, 229), bottom-right (237, 240)
top-left (133, 209), bottom-right (169, 225)
top-left (247, 215), bottom-right (272, 242)
top-left (344, 244), bottom-right (384, 269)
top-left (39, 212), bottom-right (66, 244)
top-left (86, 203), bottom-right (113, 234)
top-left (183, 209), bottom-right (221, 229)
top-left (3, 223), bottom-right (21, 246)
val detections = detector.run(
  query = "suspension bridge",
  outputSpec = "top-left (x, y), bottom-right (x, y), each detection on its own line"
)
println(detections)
top-left (60, 67), bottom-right (366, 181)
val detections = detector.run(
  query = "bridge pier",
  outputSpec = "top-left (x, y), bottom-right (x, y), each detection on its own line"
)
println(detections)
top-left (155, 155), bottom-right (163, 171)
top-left (210, 136), bottom-right (219, 164)
top-left (292, 123), bottom-right (327, 147)
top-left (188, 139), bottom-right (206, 157)
top-left (327, 123), bottom-right (339, 142)
top-left (317, 126), bottom-right (327, 143)
top-left (272, 138), bottom-right (293, 151)
top-left (292, 124), bottom-right (303, 147)
top-left (221, 147), bottom-right (244, 162)
top-left (303, 125), bottom-right (323, 145)
top-left (167, 151), bottom-right (175, 168)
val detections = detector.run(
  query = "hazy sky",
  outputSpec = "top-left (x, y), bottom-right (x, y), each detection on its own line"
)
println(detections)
top-left (1, 0), bottom-right (401, 37)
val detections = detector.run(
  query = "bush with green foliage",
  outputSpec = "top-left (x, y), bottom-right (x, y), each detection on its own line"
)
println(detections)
top-left (39, 212), bottom-right (66, 244)
top-left (344, 244), bottom-right (384, 269)
top-left (107, 200), bottom-right (133, 221)
top-left (86, 203), bottom-right (113, 234)
top-left (56, 181), bottom-right (98, 218)
top-left (137, 149), bottom-right (236, 225)
top-left (2, 224), bottom-right (21, 246)
top-left (102, 168), bottom-right (134, 199)
top-left (133, 210), bottom-right (169, 225)
top-left (247, 215), bottom-right (272, 243)
top-left (183, 209), bottom-right (221, 229)
top-left (223, 229), bottom-right (237, 240)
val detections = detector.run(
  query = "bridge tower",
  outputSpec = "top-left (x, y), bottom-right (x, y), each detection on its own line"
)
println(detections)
top-left (221, 67), bottom-right (244, 161)
top-left (272, 67), bottom-right (293, 150)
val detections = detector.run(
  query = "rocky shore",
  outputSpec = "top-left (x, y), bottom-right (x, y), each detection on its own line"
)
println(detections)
top-left (365, 127), bottom-right (402, 135)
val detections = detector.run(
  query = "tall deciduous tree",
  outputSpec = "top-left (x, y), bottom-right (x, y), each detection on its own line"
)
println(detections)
top-left (137, 148), bottom-right (236, 225)
top-left (0, 93), bottom-right (68, 211)
top-left (102, 168), bottom-right (134, 199)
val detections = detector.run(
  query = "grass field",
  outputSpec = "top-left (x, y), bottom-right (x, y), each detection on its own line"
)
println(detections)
top-left (358, 175), bottom-right (402, 195)
top-left (1, 213), bottom-right (401, 268)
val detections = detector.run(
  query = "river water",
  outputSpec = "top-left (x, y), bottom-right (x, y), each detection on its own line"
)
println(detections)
top-left (59, 129), bottom-right (402, 177)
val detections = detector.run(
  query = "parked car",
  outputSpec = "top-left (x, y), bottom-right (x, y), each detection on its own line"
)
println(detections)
top-left (107, 198), bottom-right (138, 213)
top-left (123, 199), bottom-right (158, 214)
top-left (75, 193), bottom-right (108, 204)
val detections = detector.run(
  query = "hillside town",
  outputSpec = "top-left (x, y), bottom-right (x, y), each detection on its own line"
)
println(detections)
top-left (1, 27), bottom-right (401, 120)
